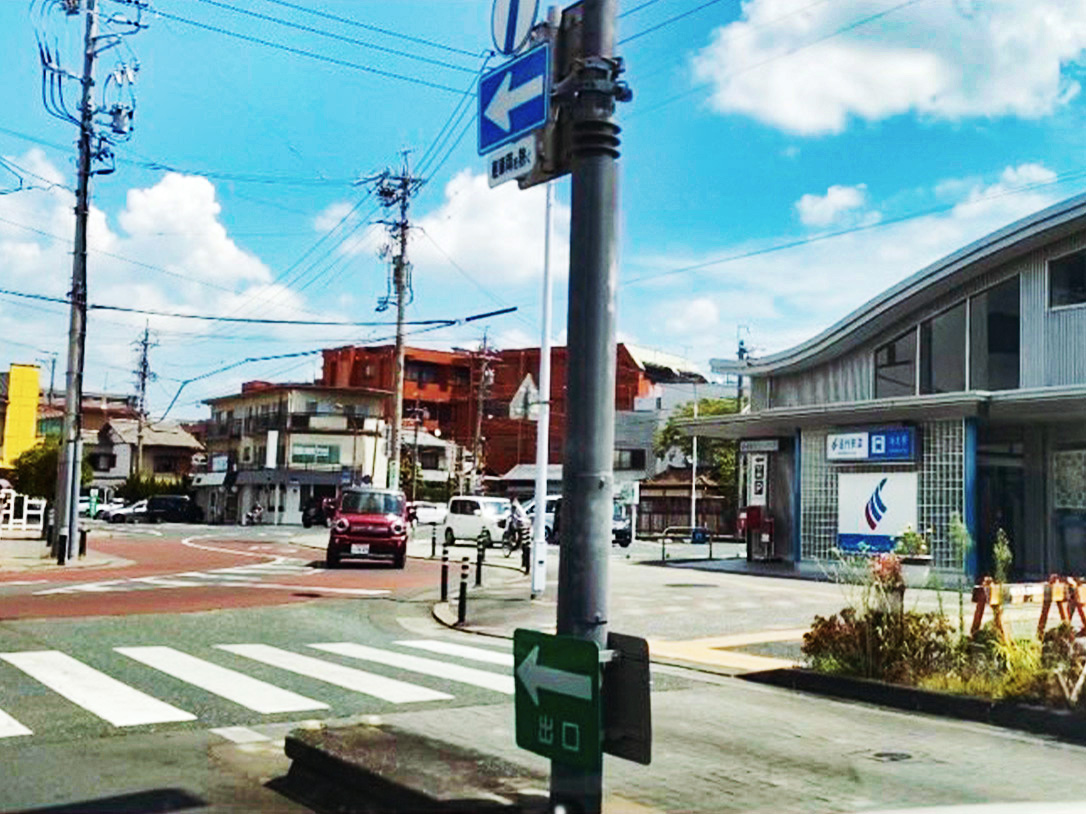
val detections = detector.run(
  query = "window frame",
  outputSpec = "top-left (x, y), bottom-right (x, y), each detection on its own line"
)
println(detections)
top-left (1048, 247), bottom-right (1086, 311)
top-left (873, 328), bottom-right (919, 399)
top-left (919, 299), bottom-right (968, 395)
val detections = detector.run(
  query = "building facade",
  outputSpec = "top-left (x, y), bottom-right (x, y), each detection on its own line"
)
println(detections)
top-left (84, 419), bottom-right (204, 493)
top-left (0, 364), bottom-right (41, 470)
top-left (199, 381), bottom-right (388, 524)
top-left (692, 196), bottom-right (1086, 579)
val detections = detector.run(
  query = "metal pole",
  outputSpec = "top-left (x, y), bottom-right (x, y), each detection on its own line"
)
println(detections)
top-left (554, 1), bottom-right (620, 810)
top-left (412, 401), bottom-right (421, 503)
top-left (531, 181), bottom-right (554, 597)
top-left (431, 522), bottom-right (437, 558)
top-left (55, 0), bottom-right (98, 564)
top-left (475, 538), bottom-right (484, 587)
top-left (690, 381), bottom-right (698, 539)
top-left (457, 556), bottom-right (468, 625)
top-left (440, 542), bottom-right (449, 602)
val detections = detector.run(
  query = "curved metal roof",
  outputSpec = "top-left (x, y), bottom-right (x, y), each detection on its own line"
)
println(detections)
top-left (711, 192), bottom-right (1086, 377)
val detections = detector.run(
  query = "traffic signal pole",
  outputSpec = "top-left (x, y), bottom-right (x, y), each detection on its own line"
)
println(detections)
top-left (553, 1), bottom-right (621, 810)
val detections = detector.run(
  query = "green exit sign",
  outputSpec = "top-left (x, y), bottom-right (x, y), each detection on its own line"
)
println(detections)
top-left (514, 628), bottom-right (601, 770)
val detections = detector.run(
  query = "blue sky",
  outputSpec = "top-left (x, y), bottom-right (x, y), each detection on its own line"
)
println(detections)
top-left (2, 0), bottom-right (1086, 419)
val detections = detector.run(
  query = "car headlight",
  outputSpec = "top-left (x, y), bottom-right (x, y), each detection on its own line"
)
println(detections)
top-left (390, 521), bottom-right (405, 535)
top-left (333, 517), bottom-right (349, 533)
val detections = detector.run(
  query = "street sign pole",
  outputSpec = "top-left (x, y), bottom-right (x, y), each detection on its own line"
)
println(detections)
top-left (554, 1), bottom-right (622, 811)
top-left (530, 179), bottom-right (553, 597)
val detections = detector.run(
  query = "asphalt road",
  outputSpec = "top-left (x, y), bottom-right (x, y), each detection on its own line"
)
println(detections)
top-left (4, 525), bottom-right (1086, 813)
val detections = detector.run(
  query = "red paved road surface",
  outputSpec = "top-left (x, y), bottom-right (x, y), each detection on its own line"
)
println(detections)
top-left (0, 534), bottom-right (440, 619)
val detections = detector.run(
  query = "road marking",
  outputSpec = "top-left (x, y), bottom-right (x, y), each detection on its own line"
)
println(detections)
top-left (242, 584), bottom-right (389, 596)
top-left (0, 580), bottom-right (49, 586)
top-left (210, 725), bottom-right (271, 744)
top-left (178, 571), bottom-right (264, 582)
top-left (180, 536), bottom-right (282, 559)
top-left (309, 643), bottom-right (513, 694)
top-left (0, 651), bottom-right (196, 726)
top-left (216, 645), bottom-right (452, 703)
top-left (33, 580), bottom-right (127, 595)
top-left (395, 640), bottom-right (514, 667)
top-left (0, 708), bottom-right (32, 738)
top-left (115, 646), bottom-right (329, 714)
top-left (129, 577), bottom-right (202, 588)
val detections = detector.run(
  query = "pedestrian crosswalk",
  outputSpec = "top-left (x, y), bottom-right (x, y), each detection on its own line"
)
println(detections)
top-left (0, 638), bottom-right (513, 739)
top-left (31, 557), bottom-right (334, 596)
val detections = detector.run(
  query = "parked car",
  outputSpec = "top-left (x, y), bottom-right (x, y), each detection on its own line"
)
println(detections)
top-left (408, 500), bottom-right (447, 527)
top-left (301, 496), bottom-right (333, 529)
top-left (549, 498), bottom-right (632, 547)
top-left (94, 500), bottom-right (126, 520)
top-left (326, 487), bottom-right (408, 569)
top-left (146, 494), bottom-right (202, 523)
top-left (523, 494), bottom-right (560, 542)
top-left (443, 496), bottom-right (511, 546)
top-left (108, 499), bottom-right (149, 523)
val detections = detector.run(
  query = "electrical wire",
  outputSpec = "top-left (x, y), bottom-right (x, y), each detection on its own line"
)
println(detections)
top-left (619, 0), bottom-right (730, 45)
top-left (149, 8), bottom-right (465, 95)
top-left (190, 0), bottom-right (477, 74)
top-left (619, 0), bottom-right (669, 19)
top-left (258, 0), bottom-right (480, 58)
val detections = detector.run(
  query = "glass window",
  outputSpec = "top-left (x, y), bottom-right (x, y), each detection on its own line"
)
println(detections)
top-left (970, 275), bottom-right (1020, 391)
top-left (920, 302), bottom-right (966, 394)
top-left (341, 490), bottom-right (404, 515)
top-left (1050, 250), bottom-right (1086, 308)
top-left (874, 330), bottom-right (916, 398)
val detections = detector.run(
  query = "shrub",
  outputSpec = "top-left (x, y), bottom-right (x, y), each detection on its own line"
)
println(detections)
top-left (993, 528), bottom-right (1013, 583)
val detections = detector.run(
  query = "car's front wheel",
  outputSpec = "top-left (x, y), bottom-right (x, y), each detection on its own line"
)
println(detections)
top-left (326, 545), bottom-right (340, 569)
top-left (393, 549), bottom-right (406, 569)
top-left (301, 513), bottom-right (312, 529)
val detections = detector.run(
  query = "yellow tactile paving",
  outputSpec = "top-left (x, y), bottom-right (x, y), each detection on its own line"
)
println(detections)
top-left (649, 628), bottom-right (808, 672)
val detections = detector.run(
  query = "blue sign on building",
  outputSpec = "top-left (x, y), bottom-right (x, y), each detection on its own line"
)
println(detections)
top-left (867, 427), bottom-right (916, 462)
top-left (478, 44), bottom-right (550, 156)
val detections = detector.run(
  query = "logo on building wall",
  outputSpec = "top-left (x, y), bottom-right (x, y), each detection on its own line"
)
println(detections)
top-left (864, 478), bottom-right (889, 530)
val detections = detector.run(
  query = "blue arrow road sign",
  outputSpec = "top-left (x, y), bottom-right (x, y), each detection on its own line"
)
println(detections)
top-left (491, 0), bottom-right (538, 55)
top-left (478, 43), bottom-right (549, 156)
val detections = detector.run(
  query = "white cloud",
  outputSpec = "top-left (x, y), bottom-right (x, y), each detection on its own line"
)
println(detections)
top-left (795, 183), bottom-right (869, 227)
top-left (412, 170), bottom-right (570, 287)
top-left (664, 296), bottom-right (720, 335)
top-left (625, 163), bottom-right (1064, 358)
top-left (690, 0), bottom-right (1086, 134)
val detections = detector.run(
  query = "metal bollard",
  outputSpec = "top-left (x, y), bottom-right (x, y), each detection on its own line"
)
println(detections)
top-left (441, 543), bottom-right (449, 602)
top-left (78, 528), bottom-right (87, 558)
top-left (708, 535), bottom-right (713, 560)
top-left (522, 533), bottom-right (530, 574)
top-left (475, 539), bottom-right (484, 587)
top-left (431, 523), bottom-right (437, 558)
top-left (457, 556), bottom-right (468, 626)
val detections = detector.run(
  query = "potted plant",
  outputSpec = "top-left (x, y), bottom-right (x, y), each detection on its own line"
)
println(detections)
top-left (894, 525), bottom-right (933, 586)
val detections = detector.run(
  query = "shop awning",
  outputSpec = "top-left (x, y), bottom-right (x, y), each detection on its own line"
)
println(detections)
top-left (192, 472), bottom-right (227, 488)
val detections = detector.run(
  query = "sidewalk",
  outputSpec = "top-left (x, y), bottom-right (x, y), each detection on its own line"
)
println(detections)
top-left (0, 535), bottom-right (124, 572)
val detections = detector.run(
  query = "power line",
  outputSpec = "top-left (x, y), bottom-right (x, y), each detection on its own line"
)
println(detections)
top-left (0, 285), bottom-right (517, 326)
top-left (619, 0), bottom-right (730, 45)
top-left (191, 0), bottom-right (477, 74)
top-left (149, 8), bottom-right (465, 95)
top-left (624, 167), bottom-right (1086, 286)
top-left (631, 0), bottom-right (927, 118)
top-left (619, 0), bottom-right (668, 19)
top-left (258, 0), bottom-right (480, 58)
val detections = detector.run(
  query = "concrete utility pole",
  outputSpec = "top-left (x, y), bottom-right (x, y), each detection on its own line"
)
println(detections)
top-left (133, 323), bottom-right (154, 477)
top-left (555, 0), bottom-right (624, 810)
top-left (374, 153), bottom-right (422, 492)
top-left (54, 0), bottom-right (99, 564)
top-left (471, 335), bottom-right (494, 494)
top-left (689, 380), bottom-right (698, 533)
top-left (530, 181), bottom-right (554, 597)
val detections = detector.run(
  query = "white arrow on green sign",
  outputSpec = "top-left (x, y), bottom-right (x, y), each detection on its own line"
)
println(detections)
top-left (516, 645), bottom-right (592, 705)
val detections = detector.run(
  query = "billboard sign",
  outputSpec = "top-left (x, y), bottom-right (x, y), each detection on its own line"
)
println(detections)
top-left (827, 428), bottom-right (916, 462)
top-left (837, 471), bottom-right (917, 553)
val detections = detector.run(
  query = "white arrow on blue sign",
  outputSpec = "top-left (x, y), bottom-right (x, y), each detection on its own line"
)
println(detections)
top-left (491, 0), bottom-right (538, 55)
top-left (478, 43), bottom-right (550, 156)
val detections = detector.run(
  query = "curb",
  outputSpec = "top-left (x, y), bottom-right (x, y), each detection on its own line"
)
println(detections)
top-left (742, 667), bottom-right (1086, 744)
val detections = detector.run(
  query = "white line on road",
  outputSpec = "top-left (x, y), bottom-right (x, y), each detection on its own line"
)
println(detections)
top-left (0, 651), bottom-right (196, 726)
top-left (116, 646), bottom-right (329, 714)
top-left (239, 584), bottom-right (390, 596)
top-left (209, 725), bottom-right (271, 744)
top-left (33, 580), bottom-right (126, 595)
top-left (394, 640), bottom-right (513, 667)
top-left (215, 644), bottom-right (451, 703)
top-left (0, 708), bottom-right (32, 738)
top-left (129, 577), bottom-right (203, 588)
top-left (309, 643), bottom-right (513, 694)
top-left (0, 580), bottom-right (49, 586)
top-left (176, 572), bottom-right (264, 582)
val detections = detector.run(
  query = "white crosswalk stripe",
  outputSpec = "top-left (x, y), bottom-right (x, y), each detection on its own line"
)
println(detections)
top-left (0, 651), bottom-right (196, 726)
top-left (215, 644), bottom-right (453, 703)
top-left (115, 646), bottom-right (329, 714)
top-left (309, 643), bottom-right (514, 694)
top-left (0, 708), bottom-right (32, 738)
top-left (395, 640), bottom-right (513, 667)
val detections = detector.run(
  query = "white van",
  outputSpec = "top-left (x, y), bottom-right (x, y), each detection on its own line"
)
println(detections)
top-left (443, 496), bottom-right (511, 546)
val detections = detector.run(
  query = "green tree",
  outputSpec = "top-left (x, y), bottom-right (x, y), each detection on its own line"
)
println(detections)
top-left (654, 396), bottom-right (740, 516)
top-left (10, 439), bottom-right (92, 501)
top-left (114, 472), bottom-right (189, 503)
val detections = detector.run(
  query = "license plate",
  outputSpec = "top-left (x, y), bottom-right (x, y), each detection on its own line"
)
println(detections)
top-left (350, 544), bottom-right (370, 555)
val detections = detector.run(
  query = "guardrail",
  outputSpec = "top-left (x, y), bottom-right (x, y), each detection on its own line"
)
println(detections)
top-left (0, 488), bottom-right (46, 535)
top-left (971, 575), bottom-right (1086, 642)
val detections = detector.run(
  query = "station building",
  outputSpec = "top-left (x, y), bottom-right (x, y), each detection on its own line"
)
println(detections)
top-left (690, 195), bottom-right (1086, 580)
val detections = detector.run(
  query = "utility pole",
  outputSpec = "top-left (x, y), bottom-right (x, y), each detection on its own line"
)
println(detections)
top-left (554, 1), bottom-right (626, 811)
top-left (374, 153), bottom-right (422, 492)
top-left (133, 323), bottom-right (155, 477)
top-left (530, 181), bottom-right (554, 597)
top-left (471, 335), bottom-right (494, 494)
top-left (38, 0), bottom-right (146, 563)
top-left (54, 0), bottom-right (98, 564)
top-left (689, 379), bottom-right (698, 533)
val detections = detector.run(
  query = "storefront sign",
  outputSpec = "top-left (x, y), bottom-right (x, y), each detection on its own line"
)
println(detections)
top-left (740, 438), bottom-right (780, 454)
top-left (837, 471), bottom-right (917, 553)
top-left (211, 454), bottom-right (229, 473)
top-left (748, 453), bottom-right (768, 507)
top-left (827, 428), bottom-right (916, 462)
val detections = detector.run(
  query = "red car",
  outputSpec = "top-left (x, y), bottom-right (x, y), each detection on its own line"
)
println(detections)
top-left (326, 488), bottom-right (408, 569)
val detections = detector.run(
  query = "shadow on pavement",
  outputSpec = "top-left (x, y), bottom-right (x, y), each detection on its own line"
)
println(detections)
top-left (10, 788), bottom-right (205, 814)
